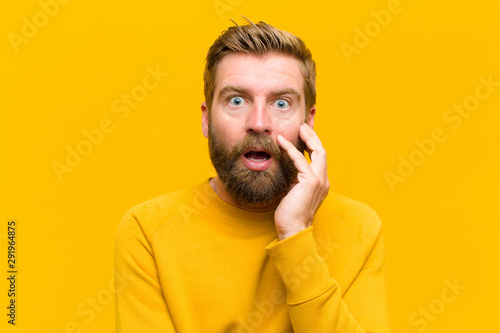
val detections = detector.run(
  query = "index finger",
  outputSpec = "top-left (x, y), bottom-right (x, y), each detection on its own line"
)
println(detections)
top-left (276, 134), bottom-right (311, 174)
top-left (299, 124), bottom-right (327, 178)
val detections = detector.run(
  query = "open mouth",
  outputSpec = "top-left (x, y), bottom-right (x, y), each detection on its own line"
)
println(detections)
top-left (244, 151), bottom-right (271, 161)
top-left (242, 149), bottom-right (273, 171)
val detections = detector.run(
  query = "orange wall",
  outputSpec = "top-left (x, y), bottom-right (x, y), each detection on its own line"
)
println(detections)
top-left (2, 0), bottom-right (499, 332)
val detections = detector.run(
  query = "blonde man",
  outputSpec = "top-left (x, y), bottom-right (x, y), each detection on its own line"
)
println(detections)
top-left (115, 18), bottom-right (391, 333)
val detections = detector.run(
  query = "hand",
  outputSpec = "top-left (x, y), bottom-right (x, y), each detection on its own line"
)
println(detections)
top-left (274, 123), bottom-right (330, 240)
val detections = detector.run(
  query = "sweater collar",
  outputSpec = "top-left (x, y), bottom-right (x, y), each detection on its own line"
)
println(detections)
top-left (193, 178), bottom-right (277, 227)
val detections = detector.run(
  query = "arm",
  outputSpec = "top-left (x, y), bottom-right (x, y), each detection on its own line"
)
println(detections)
top-left (114, 209), bottom-right (176, 332)
top-left (273, 124), bottom-right (390, 332)
top-left (264, 224), bottom-right (391, 332)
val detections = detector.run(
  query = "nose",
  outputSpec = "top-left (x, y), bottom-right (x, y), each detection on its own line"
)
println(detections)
top-left (245, 100), bottom-right (273, 135)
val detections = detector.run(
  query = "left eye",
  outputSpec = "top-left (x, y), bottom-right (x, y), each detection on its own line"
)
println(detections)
top-left (274, 99), bottom-right (289, 109)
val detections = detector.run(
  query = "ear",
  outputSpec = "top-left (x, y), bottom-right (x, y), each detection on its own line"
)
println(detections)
top-left (306, 105), bottom-right (316, 129)
top-left (201, 101), bottom-right (209, 138)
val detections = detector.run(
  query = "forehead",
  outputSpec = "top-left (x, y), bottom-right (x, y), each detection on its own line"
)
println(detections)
top-left (214, 53), bottom-right (305, 98)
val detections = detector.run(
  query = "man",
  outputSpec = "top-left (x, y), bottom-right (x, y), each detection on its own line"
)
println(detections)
top-left (115, 18), bottom-right (391, 332)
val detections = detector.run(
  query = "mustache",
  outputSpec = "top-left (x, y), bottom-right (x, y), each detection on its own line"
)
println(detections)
top-left (229, 132), bottom-right (306, 163)
top-left (232, 132), bottom-right (283, 158)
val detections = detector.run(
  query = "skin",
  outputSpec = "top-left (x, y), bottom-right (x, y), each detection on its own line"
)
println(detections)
top-left (201, 52), bottom-right (330, 240)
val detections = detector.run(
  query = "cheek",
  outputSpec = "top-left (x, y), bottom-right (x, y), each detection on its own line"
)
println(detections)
top-left (210, 122), bottom-right (240, 146)
top-left (219, 122), bottom-right (252, 144)
top-left (279, 128), bottom-right (301, 145)
top-left (275, 116), bottom-right (302, 138)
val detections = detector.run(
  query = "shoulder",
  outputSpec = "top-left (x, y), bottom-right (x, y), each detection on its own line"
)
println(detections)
top-left (316, 192), bottom-right (383, 256)
top-left (116, 186), bottom-right (195, 244)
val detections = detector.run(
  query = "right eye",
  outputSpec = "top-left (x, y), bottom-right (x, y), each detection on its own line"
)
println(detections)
top-left (229, 96), bottom-right (245, 106)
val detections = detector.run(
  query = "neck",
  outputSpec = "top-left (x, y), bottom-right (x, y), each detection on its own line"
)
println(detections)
top-left (209, 177), bottom-right (282, 212)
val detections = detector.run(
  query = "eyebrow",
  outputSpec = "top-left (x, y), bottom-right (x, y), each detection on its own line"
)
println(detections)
top-left (217, 85), bottom-right (302, 102)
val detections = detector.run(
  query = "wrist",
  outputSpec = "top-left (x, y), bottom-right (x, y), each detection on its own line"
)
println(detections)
top-left (277, 226), bottom-right (307, 241)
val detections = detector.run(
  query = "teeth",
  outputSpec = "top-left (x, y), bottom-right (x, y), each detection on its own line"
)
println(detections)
top-left (245, 151), bottom-right (270, 162)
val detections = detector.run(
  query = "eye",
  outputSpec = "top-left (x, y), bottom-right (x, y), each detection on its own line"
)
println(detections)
top-left (274, 99), bottom-right (290, 109)
top-left (229, 96), bottom-right (245, 106)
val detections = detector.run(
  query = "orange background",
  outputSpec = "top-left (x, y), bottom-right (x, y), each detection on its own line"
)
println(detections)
top-left (1, 0), bottom-right (499, 332)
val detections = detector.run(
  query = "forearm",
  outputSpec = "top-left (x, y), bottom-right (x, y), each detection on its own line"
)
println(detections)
top-left (265, 226), bottom-right (390, 333)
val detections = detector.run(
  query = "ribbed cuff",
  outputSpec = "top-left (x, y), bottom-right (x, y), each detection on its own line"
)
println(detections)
top-left (265, 226), bottom-right (334, 304)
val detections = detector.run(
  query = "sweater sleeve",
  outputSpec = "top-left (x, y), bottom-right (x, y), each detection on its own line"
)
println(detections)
top-left (114, 209), bottom-right (176, 332)
top-left (264, 225), bottom-right (391, 333)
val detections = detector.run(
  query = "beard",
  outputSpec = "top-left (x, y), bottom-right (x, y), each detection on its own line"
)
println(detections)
top-left (208, 122), bottom-right (306, 208)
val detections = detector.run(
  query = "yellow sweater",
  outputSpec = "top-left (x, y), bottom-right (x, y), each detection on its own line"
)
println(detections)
top-left (114, 178), bottom-right (391, 332)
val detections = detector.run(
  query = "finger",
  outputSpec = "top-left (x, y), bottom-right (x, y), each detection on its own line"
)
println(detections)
top-left (299, 124), bottom-right (327, 177)
top-left (276, 134), bottom-right (311, 174)
top-left (302, 123), bottom-right (324, 146)
top-left (300, 124), bottom-right (323, 154)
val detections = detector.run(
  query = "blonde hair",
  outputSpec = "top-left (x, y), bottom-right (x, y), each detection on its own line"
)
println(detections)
top-left (203, 17), bottom-right (316, 119)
